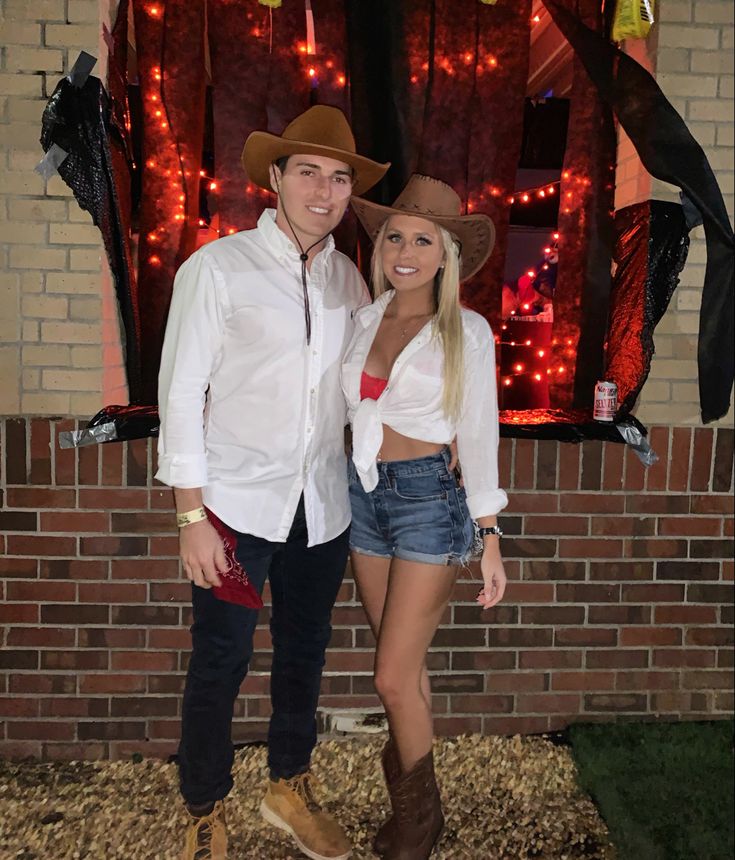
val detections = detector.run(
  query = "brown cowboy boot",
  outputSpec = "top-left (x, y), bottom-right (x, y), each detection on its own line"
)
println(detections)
top-left (383, 749), bottom-right (443, 860)
top-left (373, 736), bottom-right (401, 855)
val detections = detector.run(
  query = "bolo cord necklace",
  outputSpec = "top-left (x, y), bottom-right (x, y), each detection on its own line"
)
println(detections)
top-left (275, 174), bottom-right (333, 347)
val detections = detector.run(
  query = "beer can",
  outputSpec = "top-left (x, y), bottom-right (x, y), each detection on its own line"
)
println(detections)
top-left (593, 381), bottom-right (618, 422)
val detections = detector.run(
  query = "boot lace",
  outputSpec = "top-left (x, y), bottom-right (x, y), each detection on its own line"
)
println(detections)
top-left (190, 805), bottom-right (224, 860)
top-left (285, 772), bottom-right (322, 813)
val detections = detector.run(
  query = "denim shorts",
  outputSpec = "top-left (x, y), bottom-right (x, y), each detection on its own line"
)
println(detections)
top-left (348, 447), bottom-right (474, 566)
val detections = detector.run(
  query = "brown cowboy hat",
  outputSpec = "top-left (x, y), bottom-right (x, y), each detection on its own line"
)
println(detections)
top-left (351, 174), bottom-right (496, 281)
top-left (241, 105), bottom-right (390, 196)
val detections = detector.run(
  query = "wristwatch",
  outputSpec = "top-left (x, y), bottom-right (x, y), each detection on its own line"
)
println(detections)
top-left (478, 525), bottom-right (504, 538)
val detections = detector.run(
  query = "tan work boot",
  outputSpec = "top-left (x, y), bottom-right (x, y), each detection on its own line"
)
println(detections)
top-left (181, 801), bottom-right (227, 860)
top-left (260, 771), bottom-right (352, 860)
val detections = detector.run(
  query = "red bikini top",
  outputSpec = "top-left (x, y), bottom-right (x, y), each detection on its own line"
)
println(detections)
top-left (360, 371), bottom-right (388, 401)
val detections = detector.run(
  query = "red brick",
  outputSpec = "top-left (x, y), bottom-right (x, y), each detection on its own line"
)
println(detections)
top-left (150, 488), bottom-right (176, 510)
top-left (626, 494), bottom-right (689, 514)
top-left (111, 558), bottom-right (180, 580)
top-left (77, 443), bottom-right (99, 485)
top-left (513, 440), bottom-right (535, 489)
top-left (668, 427), bottom-right (692, 492)
top-left (690, 428), bottom-right (714, 492)
top-left (588, 605), bottom-right (651, 624)
top-left (449, 694), bottom-right (514, 713)
top-left (29, 419), bottom-right (52, 485)
top-left (589, 561), bottom-right (654, 581)
top-left (498, 437), bottom-right (512, 489)
top-left (8, 721), bottom-right (75, 741)
top-left (40, 558), bottom-right (108, 580)
top-left (586, 650), bottom-right (649, 669)
top-left (615, 671), bottom-right (679, 691)
top-left (6, 628), bottom-right (76, 648)
top-left (78, 721), bottom-right (146, 741)
top-left (111, 605), bottom-right (180, 626)
top-left (653, 649), bottom-right (716, 668)
top-left (0, 558), bottom-right (38, 578)
top-left (324, 651), bottom-right (375, 672)
top-left (521, 606), bottom-right (585, 625)
top-left (111, 512), bottom-right (175, 534)
top-left (148, 628), bottom-right (192, 649)
top-left (687, 582), bottom-right (734, 603)
top-left (619, 627), bottom-right (682, 646)
top-left (645, 427), bottom-right (670, 491)
top-left (519, 650), bottom-right (583, 669)
top-left (685, 627), bottom-right (734, 647)
top-left (41, 651), bottom-right (109, 670)
top-left (126, 438), bottom-right (150, 486)
top-left (482, 715), bottom-right (551, 735)
top-left (110, 651), bottom-right (178, 671)
top-left (560, 493), bottom-right (624, 513)
top-left (535, 441), bottom-right (558, 490)
top-left (486, 672), bottom-right (548, 692)
top-left (630, 539), bottom-right (689, 559)
top-left (505, 493), bottom-right (559, 513)
top-left (78, 488), bottom-right (149, 509)
top-left (111, 697), bottom-right (178, 717)
top-left (6, 487), bottom-right (77, 508)
top-left (602, 440), bottom-right (624, 491)
top-left (5, 418), bottom-right (27, 484)
top-left (551, 671), bottom-right (615, 691)
top-left (0, 698), bottom-right (39, 717)
top-left (150, 536), bottom-right (180, 556)
top-left (54, 420), bottom-right (77, 486)
top-left (516, 693), bottom-right (581, 713)
top-left (41, 604), bottom-right (109, 625)
top-left (690, 494), bottom-right (733, 514)
top-left (6, 581), bottom-right (76, 602)
top-left (654, 605), bottom-right (717, 624)
top-left (558, 538), bottom-right (624, 558)
top-left (40, 511), bottom-right (110, 532)
top-left (6, 535), bottom-right (77, 556)
top-left (0, 741), bottom-right (42, 759)
top-left (79, 674), bottom-right (146, 694)
top-left (558, 443), bottom-right (580, 490)
top-left (79, 628), bottom-right (146, 648)
top-left (77, 582), bottom-right (147, 603)
top-left (525, 515), bottom-right (589, 536)
top-left (80, 536), bottom-right (149, 557)
top-left (581, 441), bottom-right (603, 491)
top-left (488, 627), bottom-right (553, 648)
top-left (555, 628), bottom-right (618, 647)
top-left (101, 441), bottom-right (123, 485)
top-left (682, 670), bottom-right (733, 690)
top-left (557, 583), bottom-right (620, 602)
top-left (9, 674), bottom-right (76, 694)
top-left (622, 583), bottom-right (685, 602)
top-left (624, 447), bottom-right (646, 491)
top-left (0, 510), bottom-right (38, 531)
top-left (584, 693), bottom-right (647, 712)
top-left (0, 603), bottom-right (38, 623)
top-left (503, 582), bottom-right (555, 603)
top-left (591, 516), bottom-right (656, 537)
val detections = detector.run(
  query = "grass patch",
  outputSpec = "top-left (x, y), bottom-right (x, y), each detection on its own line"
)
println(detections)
top-left (569, 719), bottom-right (734, 860)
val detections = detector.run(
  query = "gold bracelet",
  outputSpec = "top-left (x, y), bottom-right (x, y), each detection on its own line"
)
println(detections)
top-left (176, 507), bottom-right (207, 528)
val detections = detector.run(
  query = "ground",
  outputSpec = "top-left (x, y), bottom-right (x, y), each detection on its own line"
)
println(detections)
top-left (0, 734), bottom-right (612, 859)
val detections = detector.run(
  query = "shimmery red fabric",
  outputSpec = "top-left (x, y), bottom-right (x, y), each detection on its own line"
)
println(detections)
top-left (360, 372), bottom-right (388, 401)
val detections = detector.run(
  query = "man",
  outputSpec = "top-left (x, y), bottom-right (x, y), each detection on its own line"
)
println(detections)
top-left (156, 105), bottom-right (389, 860)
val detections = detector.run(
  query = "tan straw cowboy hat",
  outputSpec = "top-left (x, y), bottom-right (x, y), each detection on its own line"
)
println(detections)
top-left (351, 174), bottom-right (496, 281)
top-left (241, 105), bottom-right (390, 196)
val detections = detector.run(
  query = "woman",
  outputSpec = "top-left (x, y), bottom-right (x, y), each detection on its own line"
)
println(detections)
top-left (341, 174), bottom-right (509, 859)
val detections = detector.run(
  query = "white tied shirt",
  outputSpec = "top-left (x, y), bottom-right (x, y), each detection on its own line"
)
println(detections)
top-left (156, 209), bottom-right (368, 545)
top-left (341, 290), bottom-right (508, 519)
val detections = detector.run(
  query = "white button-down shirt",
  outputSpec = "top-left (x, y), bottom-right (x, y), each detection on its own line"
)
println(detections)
top-left (156, 209), bottom-right (368, 545)
top-left (341, 290), bottom-right (508, 519)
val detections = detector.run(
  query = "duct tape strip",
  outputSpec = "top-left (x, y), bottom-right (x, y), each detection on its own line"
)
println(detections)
top-left (67, 50), bottom-right (97, 88)
top-left (58, 422), bottom-right (118, 449)
top-left (616, 420), bottom-right (659, 466)
top-left (34, 143), bottom-right (69, 179)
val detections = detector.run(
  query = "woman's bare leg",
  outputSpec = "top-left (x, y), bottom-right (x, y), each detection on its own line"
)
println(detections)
top-left (373, 558), bottom-right (458, 772)
top-left (351, 552), bottom-right (432, 710)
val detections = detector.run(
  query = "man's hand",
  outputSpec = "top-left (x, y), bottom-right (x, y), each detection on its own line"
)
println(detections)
top-left (180, 519), bottom-right (227, 589)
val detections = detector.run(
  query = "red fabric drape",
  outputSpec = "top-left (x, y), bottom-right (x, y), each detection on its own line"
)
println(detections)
top-left (132, 0), bottom-right (207, 403)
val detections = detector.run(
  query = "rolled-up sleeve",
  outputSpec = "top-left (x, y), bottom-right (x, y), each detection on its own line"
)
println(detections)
top-left (456, 318), bottom-right (508, 519)
top-left (155, 250), bottom-right (227, 489)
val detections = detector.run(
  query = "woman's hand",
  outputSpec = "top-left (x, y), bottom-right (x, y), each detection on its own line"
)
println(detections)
top-left (476, 540), bottom-right (507, 609)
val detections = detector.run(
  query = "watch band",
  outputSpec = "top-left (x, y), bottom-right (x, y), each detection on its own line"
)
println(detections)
top-left (478, 525), bottom-right (504, 538)
top-left (176, 507), bottom-right (207, 528)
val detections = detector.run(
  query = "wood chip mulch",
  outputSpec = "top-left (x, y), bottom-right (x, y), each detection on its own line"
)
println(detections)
top-left (0, 734), bottom-right (614, 859)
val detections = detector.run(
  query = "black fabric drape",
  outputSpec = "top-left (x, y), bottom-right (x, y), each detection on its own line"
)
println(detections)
top-left (606, 201), bottom-right (690, 417)
top-left (542, 0), bottom-right (735, 422)
top-left (40, 75), bottom-right (143, 402)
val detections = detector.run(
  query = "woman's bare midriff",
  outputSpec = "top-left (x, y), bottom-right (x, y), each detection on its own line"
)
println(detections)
top-left (379, 424), bottom-right (445, 462)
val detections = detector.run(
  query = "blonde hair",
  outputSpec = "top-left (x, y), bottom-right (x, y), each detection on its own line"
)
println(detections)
top-left (371, 221), bottom-right (465, 422)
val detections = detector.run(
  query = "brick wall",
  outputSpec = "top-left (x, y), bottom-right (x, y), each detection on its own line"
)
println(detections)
top-left (0, 0), bottom-right (127, 416)
top-left (615, 0), bottom-right (734, 427)
top-left (1, 420), bottom-right (732, 760)
top-left (1, 0), bottom-right (733, 423)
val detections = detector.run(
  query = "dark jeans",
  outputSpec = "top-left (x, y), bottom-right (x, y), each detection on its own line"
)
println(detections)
top-left (178, 497), bottom-right (349, 805)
